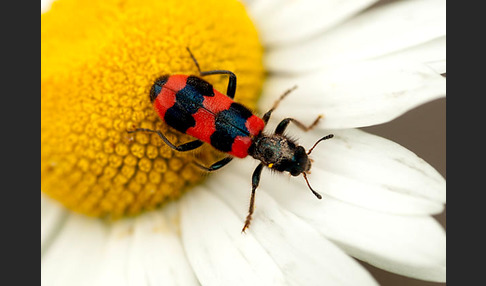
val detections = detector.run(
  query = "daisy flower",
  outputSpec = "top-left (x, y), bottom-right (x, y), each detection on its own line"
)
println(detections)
top-left (41, 0), bottom-right (446, 285)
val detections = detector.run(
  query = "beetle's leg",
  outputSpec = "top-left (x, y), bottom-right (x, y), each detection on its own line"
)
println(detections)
top-left (274, 115), bottom-right (322, 135)
top-left (200, 70), bottom-right (237, 99)
top-left (262, 85), bottom-right (297, 124)
top-left (242, 163), bottom-right (264, 233)
top-left (186, 47), bottom-right (237, 99)
top-left (128, 128), bottom-right (203, 152)
top-left (193, 157), bottom-right (233, 172)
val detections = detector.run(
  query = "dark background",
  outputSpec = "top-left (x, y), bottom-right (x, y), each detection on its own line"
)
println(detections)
top-left (361, 97), bottom-right (446, 286)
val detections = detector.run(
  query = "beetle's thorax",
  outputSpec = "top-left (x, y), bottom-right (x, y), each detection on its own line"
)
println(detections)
top-left (248, 133), bottom-right (311, 176)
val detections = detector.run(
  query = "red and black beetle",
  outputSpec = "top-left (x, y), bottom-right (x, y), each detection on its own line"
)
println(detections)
top-left (129, 48), bottom-right (333, 232)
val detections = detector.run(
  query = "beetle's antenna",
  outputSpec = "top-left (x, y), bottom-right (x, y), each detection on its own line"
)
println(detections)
top-left (186, 47), bottom-right (202, 74)
top-left (307, 134), bottom-right (334, 155)
top-left (303, 172), bottom-right (322, 199)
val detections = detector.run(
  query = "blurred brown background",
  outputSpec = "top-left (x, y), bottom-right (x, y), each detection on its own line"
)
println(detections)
top-left (361, 97), bottom-right (446, 286)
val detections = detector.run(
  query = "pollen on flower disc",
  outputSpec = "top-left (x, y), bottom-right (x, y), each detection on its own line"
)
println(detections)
top-left (41, 0), bottom-right (264, 218)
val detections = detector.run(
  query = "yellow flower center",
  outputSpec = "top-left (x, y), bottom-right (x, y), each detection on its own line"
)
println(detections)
top-left (41, 0), bottom-right (264, 218)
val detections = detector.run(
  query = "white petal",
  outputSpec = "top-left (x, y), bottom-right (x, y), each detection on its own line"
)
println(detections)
top-left (180, 186), bottom-right (287, 286)
top-left (42, 207), bottom-right (196, 286)
top-left (379, 36), bottom-right (446, 74)
top-left (41, 214), bottom-right (108, 286)
top-left (128, 205), bottom-right (199, 286)
top-left (309, 129), bottom-right (445, 215)
top-left (245, 0), bottom-right (284, 20)
top-left (426, 59), bottom-right (446, 75)
top-left (266, 0), bottom-right (446, 73)
top-left (252, 179), bottom-right (446, 282)
top-left (301, 198), bottom-right (446, 282)
top-left (205, 172), bottom-right (378, 286)
top-left (92, 220), bottom-right (133, 286)
top-left (260, 58), bottom-right (446, 129)
top-left (41, 194), bottom-right (68, 253)
top-left (91, 209), bottom-right (197, 286)
top-left (249, 0), bottom-right (378, 46)
top-left (201, 158), bottom-right (445, 281)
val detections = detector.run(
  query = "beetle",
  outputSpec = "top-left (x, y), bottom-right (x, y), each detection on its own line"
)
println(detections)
top-left (129, 48), bottom-right (334, 232)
